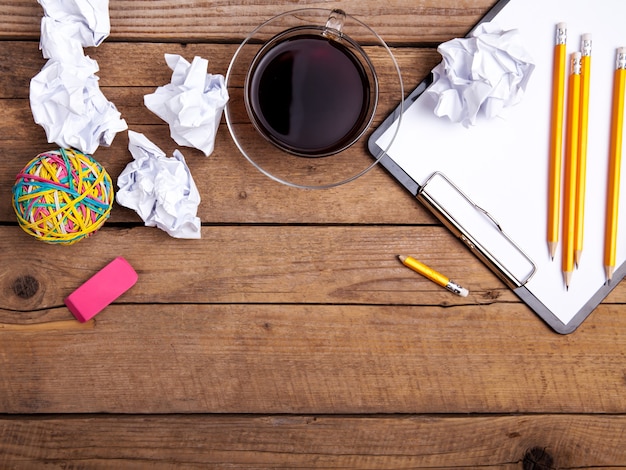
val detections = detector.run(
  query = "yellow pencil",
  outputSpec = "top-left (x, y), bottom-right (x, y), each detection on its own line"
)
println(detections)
top-left (604, 48), bottom-right (626, 282)
top-left (562, 52), bottom-right (582, 289)
top-left (575, 34), bottom-right (591, 267)
top-left (548, 23), bottom-right (567, 260)
top-left (398, 255), bottom-right (469, 297)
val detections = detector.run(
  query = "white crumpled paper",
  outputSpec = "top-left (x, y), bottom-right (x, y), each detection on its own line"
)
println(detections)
top-left (116, 131), bottom-right (202, 239)
top-left (30, 0), bottom-right (127, 154)
top-left (30, 55), bottom-right (128, 154)
top-left (144, 54), bottom-right (229, 156)
top-left (38, 0), bottom-right (111, 53)
top-left (426, 22), bottom-right (535, 127)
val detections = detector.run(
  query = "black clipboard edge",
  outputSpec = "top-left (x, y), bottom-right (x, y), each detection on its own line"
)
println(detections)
top-left (516, 260), bottom-right (626, 334)
top-left (367, 0), bottom-right (626, 334)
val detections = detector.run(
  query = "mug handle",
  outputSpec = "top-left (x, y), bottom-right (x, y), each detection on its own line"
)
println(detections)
top-left (323, 9), bottom-right (345, 41)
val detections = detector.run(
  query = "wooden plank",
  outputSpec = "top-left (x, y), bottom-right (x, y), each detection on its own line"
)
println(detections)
top-left (1, 299), bottom-right (626, 414)
top-left (0, 42), bottom-right (438, 98)
top-left (0, 225), bottom-right (508, 312)
top-left (2, 222), bottom-right (625, 310)
top-left (1, 414), bottom-right (626, 468)
top-left (2, 0), bottom-right (499, 43)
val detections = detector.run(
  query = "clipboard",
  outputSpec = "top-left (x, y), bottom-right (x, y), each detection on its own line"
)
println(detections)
top-left (369, 0), bottom-right (626, 334)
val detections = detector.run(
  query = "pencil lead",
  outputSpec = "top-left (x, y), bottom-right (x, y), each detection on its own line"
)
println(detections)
top-left (548, 242), bottom-right (557, 261)
top-left (563, 271), bottom-right (572, 291)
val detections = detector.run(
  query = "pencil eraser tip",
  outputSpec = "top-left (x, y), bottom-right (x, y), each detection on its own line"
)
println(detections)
top-left (582, 33), bottom-right (592, 41)
top-left (557, 22), bottom-right (567, 29)
top-left (459, 288), bottom-right (469, 297)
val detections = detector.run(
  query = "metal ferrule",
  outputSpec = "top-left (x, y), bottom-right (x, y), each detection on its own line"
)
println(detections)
top-left (616, 49), bottom-right (626, 70)
top-left (581, 38), bottom-right (592, 57)
top-left (571, 54), bottom-right (582, 75)
top-left (446, 281), bottom-right (464, 295)
top-left (555, 25), bottom-right (567, 46)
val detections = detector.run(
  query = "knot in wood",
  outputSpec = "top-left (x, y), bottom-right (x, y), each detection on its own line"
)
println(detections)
top-left (523, 447), bottom-right (555, 470)
top-left (12, 275), bottom-right (40, 299)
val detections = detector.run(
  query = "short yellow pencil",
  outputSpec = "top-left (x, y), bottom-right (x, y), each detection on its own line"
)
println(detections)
top-left (548, 22), bottom-right (567, 260)
top-left (398, 255), bottom-right (469, 297)
top-left (575, 34), bottom-right (591, 267)
top-left (604, 47), bottom-right (626, 282)
top-left (562, 52), bottom-right (582, 289)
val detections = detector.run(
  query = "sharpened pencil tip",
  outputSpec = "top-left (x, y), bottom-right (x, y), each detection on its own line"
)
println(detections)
top-left (563, 271), bottom-right (572, 291)
top-left (548, 242), bottom-right (557, 261)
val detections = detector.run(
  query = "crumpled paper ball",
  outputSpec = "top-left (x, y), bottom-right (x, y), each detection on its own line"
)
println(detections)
top-left (30, 0), bottom-right (127, 154)
top-left (144, 54), bottom-right (229, 157)
top-left (30, 55), bottom-right (128, 154)
top-left (116, 130), bottom-right (201, 239)
top-left (38, 0), bottom-right (111, 51)
top-left (426, 22), bottom-right (535, 127)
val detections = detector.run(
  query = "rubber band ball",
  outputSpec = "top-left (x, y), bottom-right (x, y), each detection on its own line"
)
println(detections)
top-left (12, 148), bottom-right (114, 245)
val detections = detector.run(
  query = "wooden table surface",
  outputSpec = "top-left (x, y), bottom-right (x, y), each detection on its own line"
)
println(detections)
top-left (2, 1), bottom-right (626, 468)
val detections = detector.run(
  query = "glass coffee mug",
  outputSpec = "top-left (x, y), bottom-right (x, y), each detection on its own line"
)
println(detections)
top-left (225, 9), bottom-right (403, 189)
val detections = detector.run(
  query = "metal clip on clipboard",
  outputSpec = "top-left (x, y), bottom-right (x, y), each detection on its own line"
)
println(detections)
top-left (417, 172), bottom-right (537, 289)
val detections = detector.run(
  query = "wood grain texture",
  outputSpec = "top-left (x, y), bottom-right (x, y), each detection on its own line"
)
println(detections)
top-left (0, 225), bottom-right (511, 312)
top-left (1, 415), bottom-right (626, 468)
top-left (0, 221), bottom-right (625, 415)
top-left (3, 0), bottom-right (626, 467)
top-left (2, 0), bottom-right (496, 43)
top-left (1, 302), bottom-right (626, 415)
top-left (0, 42), bottom-right (436, 98)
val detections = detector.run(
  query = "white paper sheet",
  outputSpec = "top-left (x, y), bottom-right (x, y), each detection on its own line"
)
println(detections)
top-left (116, 131), bottom-right (202, 239)
top-left (144, 54), bottom-right (229, 156)
top-left (376, 0), bottom-right (626, 326)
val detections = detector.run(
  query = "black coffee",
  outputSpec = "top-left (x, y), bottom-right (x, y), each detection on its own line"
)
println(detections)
top-left (247, 33), bottom-right (372, 156)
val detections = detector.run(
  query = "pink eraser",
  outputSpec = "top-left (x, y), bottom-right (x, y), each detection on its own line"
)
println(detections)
top-left (65, 257), bottom-right (138, 322)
